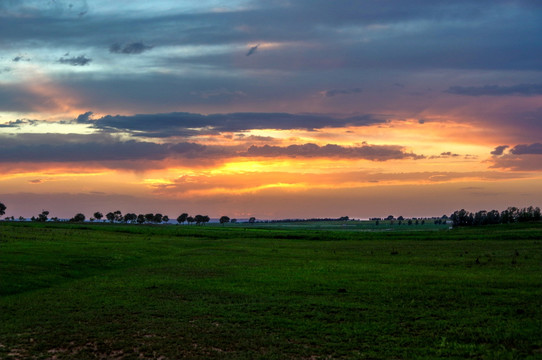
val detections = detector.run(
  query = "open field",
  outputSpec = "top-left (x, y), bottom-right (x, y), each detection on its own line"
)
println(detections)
top-left (1, 221), bottom-right (541, 359)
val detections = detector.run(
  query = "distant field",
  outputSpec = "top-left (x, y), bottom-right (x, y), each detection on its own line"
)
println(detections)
top-left (1, 221), bottom-right (541, 359)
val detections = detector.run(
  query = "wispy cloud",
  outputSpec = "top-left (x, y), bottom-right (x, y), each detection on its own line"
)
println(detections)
top-left (446, 84), bottom-right (542, 96)
top-left (323, 88), bottom-right (362, 97)
top-left (12, 55), bottom-right (30, 62)
top-left (109, 42), bottom-right (154, 54)
top-left (246, 44), bottom-right (259, 56)
top-left (58, 55), bottom-right (92, 66)
top-left (245, 143), bottom-right (424, 161)
top-left (429, 151), bottom-right (461, 159)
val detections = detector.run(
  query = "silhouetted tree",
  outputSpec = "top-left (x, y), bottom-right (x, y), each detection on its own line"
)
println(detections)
top-left (18, 216), bottom-right (25, 221)
top-left (153, 213), bottom-right (163, 224)
top-left (124, 213), bottom-right (137, 223)
top-left (397, 216), bottom-right (404, 221)
top-left (203, 215), bottom-right (210, 225)
top-left (162, 215), bottom-right (169, 223)
top-left (487, 210), bottom-right (500, 224)
top-left (0, 202), bottom-right (6, 218)
top-left (186, 216), bottom-right (195, 225)
top-left (450, 209), bottom-right (472, 226)
top-left (194, 214), bottom-right (204, 225)
top-left (177, 213), bottom-right (188, 224)
top-left (534, 207), bottom-right (542, 221)
top-left (220, 216), bottom-right (230, 225)
top-left (106, 212), bottom-right (115, 223)
top-left (94, 212), bottom-right (103, 221)
top-left (137, 214), bottom-right (146, 224)
top-left (248, 217), bottom-right (256, 224)
top-left (231, 218), bottom-right (237, 223)
top-left (37, 210), bottom-right (49, 222)
top-left (71, 213), bottom-right (86, 222)
top-left (145, 213), bottom-right (154, 223)
top-left (114, 210), bottom-right (123, 222)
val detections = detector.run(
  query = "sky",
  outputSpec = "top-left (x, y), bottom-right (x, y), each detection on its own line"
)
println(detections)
top-left (1, 0), bottom-right (542, 220)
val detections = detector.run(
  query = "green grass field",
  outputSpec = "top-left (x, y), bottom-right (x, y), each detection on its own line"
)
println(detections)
top-left (1, 221), bottom-right (541, 359)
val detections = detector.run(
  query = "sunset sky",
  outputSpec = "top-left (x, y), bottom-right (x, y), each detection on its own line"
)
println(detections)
top-left (1, 0), bottom-right (542, 220)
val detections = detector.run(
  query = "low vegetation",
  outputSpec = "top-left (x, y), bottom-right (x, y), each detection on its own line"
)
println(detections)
top-left (1, 221), bottom-right (541, 359)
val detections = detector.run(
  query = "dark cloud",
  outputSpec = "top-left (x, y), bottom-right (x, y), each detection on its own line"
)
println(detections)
top-left (12, 55), bottom-right (30, 62)
top-left (0, 134), bottom-right (168, 162)
top-left (324, 88), bottom-right (362, 97)
top-left (0, 132), bottom-right (236, 166)
top-left (246, 44), bottom-right (259, 56)
top-left (244, 143), bottom-right (424, 161)
top-left (490, 145), bottom-right (509, 156)
top-left (440, 152), bottom-right (459, 157)
top-left (429, 151), bottom-right (460, 159)
top-left (109, 42), bottom-right (154, 54)
top-left (489, 143), bottom-right (542, 170)
top-left (509, 143), bottom-right (542, 155)
top-left (75, 111), bottom-right (93, 124)
top-left (0, 119), bottom-right (32, 128)
top-left (58, 55), bottom-right (91, 66)
top-left (446, 84), bottom-right (542, 96)
top-left (91, 112), bottom-right (386, 137)
top-left (0, 132), bottom-right (424, 165)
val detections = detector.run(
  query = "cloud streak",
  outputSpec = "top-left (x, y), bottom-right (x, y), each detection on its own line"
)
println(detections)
top-left (246, 44), bottom-right (259, 56)
top-left (323, 88), bottom-right (362, 97)
top-left (0, 132), bottom-right (422, 165)
top-left (245, 143), bottom-right (423, 161)
top-left (446, 84), bottom-right (542, 96)
top-left (109, 42), bottom-right (154, 54)
top-left (90, 112), bottom-right (386, 137)
top-left (58, 55), bottom-right (92, 66)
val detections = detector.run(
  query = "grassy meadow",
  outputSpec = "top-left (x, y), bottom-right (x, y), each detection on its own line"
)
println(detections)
top-left (0, 221), bottom-right (541, 359)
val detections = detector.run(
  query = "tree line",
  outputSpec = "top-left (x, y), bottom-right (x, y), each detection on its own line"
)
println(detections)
top-left (0, 203), bottom-right (239, 225)
top-left (450, 206), bottom-right (541, 227)
top-left (1, 201), bottom-right (540, 227)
